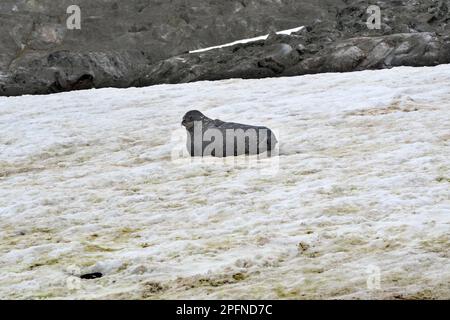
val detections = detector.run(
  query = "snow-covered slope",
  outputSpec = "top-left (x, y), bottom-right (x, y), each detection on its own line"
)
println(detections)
top-left (0, 65), bottom-right (449, 299)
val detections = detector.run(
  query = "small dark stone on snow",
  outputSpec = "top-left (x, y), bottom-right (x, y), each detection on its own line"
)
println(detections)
top-left (80, 272), bottom-right (103, 280)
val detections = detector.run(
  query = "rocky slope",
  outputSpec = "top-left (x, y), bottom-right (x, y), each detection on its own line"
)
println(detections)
top-left (0, 0), bottom-right (449, 95)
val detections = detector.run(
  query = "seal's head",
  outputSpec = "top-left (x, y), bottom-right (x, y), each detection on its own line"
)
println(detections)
top-left (182, 110), bottom-right (205, 130)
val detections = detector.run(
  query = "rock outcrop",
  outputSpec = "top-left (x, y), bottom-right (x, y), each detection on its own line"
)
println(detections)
top-left (1, 0), bottom-right (449, 96)
top-left (137, 32), bottom-right (450, 86)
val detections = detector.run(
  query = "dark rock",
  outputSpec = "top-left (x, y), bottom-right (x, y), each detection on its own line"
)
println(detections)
top-left (138, 31), bottom-right (450, 85)
top-left (1, 0), bottom-right (450, 95)
top-left (258, 43), bottom-right (300, 74)
top-left (80, 272), bottom-right (103, 280)
top-left (323, 32), bottom-right (450, 71)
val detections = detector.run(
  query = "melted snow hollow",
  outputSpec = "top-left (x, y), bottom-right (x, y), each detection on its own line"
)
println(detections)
top-left (0, 65), bottom-right (449, 299)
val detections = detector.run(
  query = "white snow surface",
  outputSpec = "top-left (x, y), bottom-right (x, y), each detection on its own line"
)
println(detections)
top-left (189, 26), bottom-right (304, 53)
top-left (0, 65), bottom-right (449, 299)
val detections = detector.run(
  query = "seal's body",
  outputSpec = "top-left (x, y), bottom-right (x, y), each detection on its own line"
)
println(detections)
top-left (181, 110), bottom-right (277, 157)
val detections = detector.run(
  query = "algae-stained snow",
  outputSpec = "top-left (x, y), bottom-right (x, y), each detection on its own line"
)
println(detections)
top-left (0, 65), bottom-right (449, 299)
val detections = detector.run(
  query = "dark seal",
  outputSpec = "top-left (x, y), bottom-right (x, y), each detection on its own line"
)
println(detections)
top-left (181, 110), bottom-right (278, 157)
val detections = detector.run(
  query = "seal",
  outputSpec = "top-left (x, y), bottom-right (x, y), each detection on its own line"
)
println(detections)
top-left (181, 110), bottom-right (277, 157)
